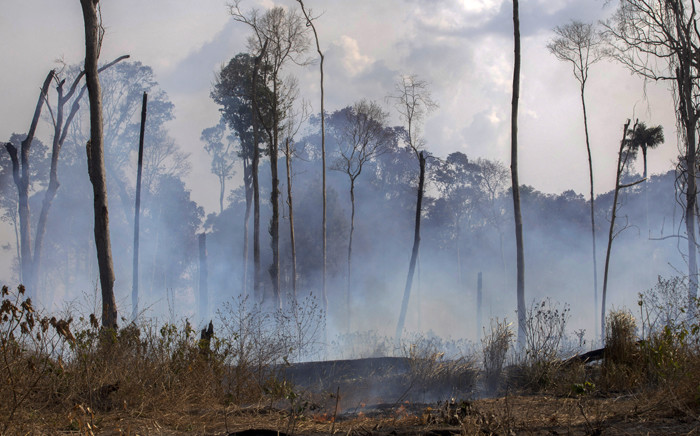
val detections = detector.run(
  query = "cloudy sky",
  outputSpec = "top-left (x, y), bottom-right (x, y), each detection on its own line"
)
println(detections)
top-left (0, 0), bottom-right (681, 281)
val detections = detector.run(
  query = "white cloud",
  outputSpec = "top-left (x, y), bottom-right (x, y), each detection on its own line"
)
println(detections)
top-left (337, 35), bottom-right (374, 77)
top-left (413, 0), bottom-right (504, 32)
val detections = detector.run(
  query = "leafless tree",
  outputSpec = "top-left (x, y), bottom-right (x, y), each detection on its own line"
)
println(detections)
top-left (548, 20), bottom-right (604, 339)
top-left (331, 100), bottom-right (392, 333)
top-left (511, 0), bottom-right (526, 350)
top-left (201, 119), bottom-right (237, 215)
top-left (389, 74), bottom-right (437, 343)
top-left (474, 158), bottom-right (510, 284)
top-left (280, 79), bottom-right (309, 301)
top-left (132, 92), bottom-right (147, 322)
top-left (604, 0), bottom-right (700, 319)
top-left (296, 0), bottom-right (328, 325)
top-left (79, 0), bottom-right (117, 328)
top-left (4, 71), bottom-right (53, 294)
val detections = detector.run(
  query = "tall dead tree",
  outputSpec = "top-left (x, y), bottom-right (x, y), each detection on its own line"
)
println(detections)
top-left (331, 100), bottom-right (392, 333)
top-left (548, 20), bottom-right (604, 340)
top-left (80, 0), bottom-right (118, 328)
top-left (199, 233), bottom-right (209, 325)
top-left (4, 71), bottom-right (53, 293)
top-left (605, 0), bottom-right (700, 318)
top-left (33, 55), bottom-right (129, 300)
top-left (511, 0), bottom-right (526, 350)
top-left (131, 92), bottom-right (147, 321)
top-left (389, 74), bottom-right (437, 343)
top-left (297, 0), bottom-right (327, 318)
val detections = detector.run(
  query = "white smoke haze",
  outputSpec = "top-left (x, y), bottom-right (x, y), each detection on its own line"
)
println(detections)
top-left (0, 0), bottom-right (690, 361)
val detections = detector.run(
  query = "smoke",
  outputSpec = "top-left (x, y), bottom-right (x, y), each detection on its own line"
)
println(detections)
top-left (0, 60), bottom-right (687, 362)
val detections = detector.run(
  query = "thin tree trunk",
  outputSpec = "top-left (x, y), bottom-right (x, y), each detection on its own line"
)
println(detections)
top-left (269, 79), bottom-right (281, 309)
top-left (297, 0), bottom-right (327, 326)
top-left (511, 0), bottom-right (526, 351)
top-left (4, 70), bottom-right (54, 294)
top-left (395, 151), bottom-right (426, 343)
top-left (642, 148), bottom-right (649, 236)
top-left (80, 0), bottom-right (117, 329)
top-left (346, 179), bottom-right (356, 334)
top-left (242, 157), bottom-right (252, 297)
top-left (285, 138), bottom-right (297, 300)
top-left (681, 73), bottom-right (698, 319)
top-left (477, 271), bottom-right (483, 342)
top-left (131, 92), bottom-right (147, 321)
top-left (580, 83), bottom-right (599, 342)
top-left (252, 44), bottom-right (265, 304)
top-left (601, 120), bottom-right (631, 341)
top-left (12, 209), bottom-right (21, 284)
top-left (199, 233), bottom-right (208, 324)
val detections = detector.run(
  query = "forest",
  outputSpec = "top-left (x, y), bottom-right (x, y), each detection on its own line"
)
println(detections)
top-left (1, 0), bottom-right (700, 434)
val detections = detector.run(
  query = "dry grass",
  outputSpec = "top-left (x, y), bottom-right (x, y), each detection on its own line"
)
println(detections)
top-left (3, 282), bottom-right (700, 435)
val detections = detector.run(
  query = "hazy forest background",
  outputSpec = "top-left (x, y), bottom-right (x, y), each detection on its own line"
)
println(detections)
top-left (0, 0), bottom-right (693, 353)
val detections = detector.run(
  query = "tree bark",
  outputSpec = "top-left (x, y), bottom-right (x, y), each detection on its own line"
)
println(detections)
top-left (199, 233), bottom-right (208, 324)
top-left (285, 138), bottom-right (298, 301)
top-left (346, 178), bottom-right (356, 334)
top-left (601, 120), bottom-right (631, 341)
top-left (477, 271), bottom-right (483, 342)
top-left (269, 79), bottom-right (281, 309)
top-left (679, 63), bottom-right (698, 319)
top-left (580, 82), bottom-right (600, 342)
top-left (297, 0), bottom-right (327, 324)
top-left (395, 151), bottom-right (426, 343)
top-left (131, 92), bottom-right (147, 321)
top-left (252, 44), bottom-right (265, 304)
top-left (511, 0), bottom-right (526, 351)
top-left (80, 0), bottom-right (117, 329)
top-left (242, 156), bottom-right (252, 298)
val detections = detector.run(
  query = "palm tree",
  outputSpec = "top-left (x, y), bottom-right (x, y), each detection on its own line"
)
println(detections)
top-left (626, 122), bottom-right (663, 181)
top-left (625, 122), bottom-right (664, 234)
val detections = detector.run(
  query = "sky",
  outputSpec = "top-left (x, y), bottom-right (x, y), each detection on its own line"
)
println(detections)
top-left (0, 0), bottom-right (681, 283)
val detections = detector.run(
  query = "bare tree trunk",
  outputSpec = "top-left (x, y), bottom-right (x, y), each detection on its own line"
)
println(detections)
top-left (395, 151), bottom-right (426, 343)
top-left (131, 92), bottom-right (147, 321)
top-left (580, 84), bottom-right (600, 341)
top-left (346, 179), bottom-right (356, 334)
top-left (285, 139), bottom-right (298, 301)
top-left (680, 69), bottom-right (699, 319)
top-left (252, 45), bottom-right (265, 304)
top-left (199, 233), bottom-right (208, 324)
top-left (511, 0), bottom-right (526, 351)
top-left (242, 157), bottom-right (252, 298)
top-left (477, 271), bottom-right (483, 342)
top-left (602, 120), bottom-right (631, 341)
top-left (269, 80), bottom-right (281, 309)
top-left (80, 0), bottom-right (117, 329)
top-left (297, 0), bottom-right (327, 328)
top-left (4, 70), bottom-right (54, 294)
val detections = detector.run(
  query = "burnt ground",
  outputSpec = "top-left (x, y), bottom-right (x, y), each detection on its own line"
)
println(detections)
top-left (25, 357), bottom-right (700, 435)
top-left (84, 391), bottom-right (699, 435)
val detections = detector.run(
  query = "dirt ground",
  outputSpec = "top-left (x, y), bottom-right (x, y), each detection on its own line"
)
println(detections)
top-left (34, 391), bottom-right (697, 435)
